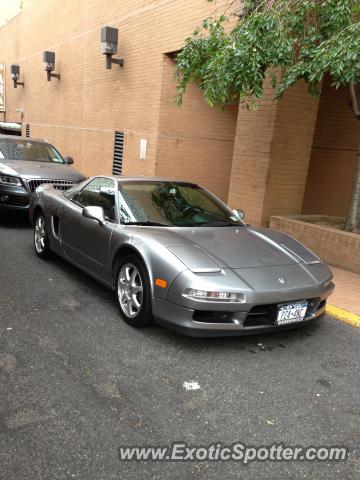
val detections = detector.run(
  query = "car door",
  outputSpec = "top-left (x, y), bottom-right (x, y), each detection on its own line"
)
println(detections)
top-left (60, 177), bottom-right (117, 284)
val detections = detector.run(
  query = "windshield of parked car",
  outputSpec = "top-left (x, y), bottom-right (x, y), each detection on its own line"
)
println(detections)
top-left (118, 181), bottom-right (244, 227)
top-left (0, 138), bottom-right (65, 163)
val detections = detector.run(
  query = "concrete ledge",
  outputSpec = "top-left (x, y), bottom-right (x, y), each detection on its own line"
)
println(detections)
top-left (270, 215), bottom-right (360, 274)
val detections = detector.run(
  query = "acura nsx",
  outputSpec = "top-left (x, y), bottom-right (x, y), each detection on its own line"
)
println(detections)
top-left (29, 176), bottom-right (334, 337)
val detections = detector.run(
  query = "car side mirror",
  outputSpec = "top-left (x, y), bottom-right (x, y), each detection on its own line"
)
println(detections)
top-left (82, 206), bottom-right (106, 226)
top-left (64, 155), bottom-right (74, 165)
top-left (233, 209), bottom-right (245, 221)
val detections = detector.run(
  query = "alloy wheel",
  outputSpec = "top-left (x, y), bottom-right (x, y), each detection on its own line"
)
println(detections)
top-left (34, 215), bottom-right (47, 254)
top-left (117, 263), bottom-right (144, 318)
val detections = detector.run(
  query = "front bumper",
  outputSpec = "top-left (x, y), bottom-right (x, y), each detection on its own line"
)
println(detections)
top-left (152, 282), bottom-right (334, 337)
top-left (0, 185), bottom-right (30, 210)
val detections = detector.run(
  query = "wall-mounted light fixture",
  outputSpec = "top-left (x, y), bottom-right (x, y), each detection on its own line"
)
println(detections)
top-left (43, 51), bottom-right (61, 81)
top-left (11, 65), bottom-right (24, 88)
top-left (101, 26), bottom-right (124, 69)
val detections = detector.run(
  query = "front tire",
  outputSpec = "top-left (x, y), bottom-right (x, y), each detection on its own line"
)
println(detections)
top-left (34, 212), bottom-right (51, 259)
top-left (115, 254), bottom-right (153, 328)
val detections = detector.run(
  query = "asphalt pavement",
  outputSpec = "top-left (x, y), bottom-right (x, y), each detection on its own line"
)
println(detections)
top-left (0, 212), bottom-right (359, 479)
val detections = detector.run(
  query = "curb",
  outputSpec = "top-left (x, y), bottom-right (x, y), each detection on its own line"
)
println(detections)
top-left (327, 304), bottom-right (360, 328)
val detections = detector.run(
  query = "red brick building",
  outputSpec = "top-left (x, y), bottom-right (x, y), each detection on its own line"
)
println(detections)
top-left (0, 0), bottom-right (359, 226)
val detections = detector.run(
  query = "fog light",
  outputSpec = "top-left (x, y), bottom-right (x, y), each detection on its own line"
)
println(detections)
top-left (1, 194), bottom-right (9, 202)
top-left (183, 288), bottom-right (245, 303)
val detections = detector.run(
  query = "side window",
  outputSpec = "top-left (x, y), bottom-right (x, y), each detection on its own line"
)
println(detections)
top-left (77, 178), bottom-right (116, 221)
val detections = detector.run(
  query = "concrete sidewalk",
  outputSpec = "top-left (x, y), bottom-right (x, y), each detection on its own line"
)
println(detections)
top-left (327, 266), bottom-right (360, 324)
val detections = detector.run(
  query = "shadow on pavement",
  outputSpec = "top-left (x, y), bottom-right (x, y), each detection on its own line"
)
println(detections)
top-left (0, 211), bottom-right (31, 229)
top-left (0, 209), bottom-right (323, 351)
top-left (46, 249), bottom-right (322, 349)
top-left (148, 315), bottom-right (322, 352)
top-left (49, 253), bottom-right (113, 300)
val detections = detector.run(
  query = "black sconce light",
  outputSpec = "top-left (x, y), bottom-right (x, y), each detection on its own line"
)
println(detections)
top-left (101, 26), bottom-right (124, 69)
top-left (11, 65), bottom-right (24, 88)
top-left (43, 51), bottom-right (61, 81)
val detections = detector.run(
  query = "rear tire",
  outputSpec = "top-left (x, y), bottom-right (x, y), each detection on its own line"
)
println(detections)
top-left (34, 212), bottom-right (52, 259)
top-left (115, 254), bottom-right (153, 328)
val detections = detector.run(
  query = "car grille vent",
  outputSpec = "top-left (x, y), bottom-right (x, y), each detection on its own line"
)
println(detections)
top-left (27, 179), bottom-right (74, 193)
top-left (193, 311), bottom-right (235, 323)
top-left (318, 299), bottom-right (326, 310)
top-left (244, 305), bottom-right (277, 327)
top-left (25, 124), bottom-right (30, 138)
top-left (113, 131), bottom-right (124, 175)
top-left (0, 194), bottom-right (29, 207)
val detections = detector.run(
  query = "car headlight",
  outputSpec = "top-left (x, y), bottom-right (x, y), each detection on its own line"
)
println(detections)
top-left (0, 175), bottom-right (22, 187)
top-left (183, 288), bottom-right (245, 303)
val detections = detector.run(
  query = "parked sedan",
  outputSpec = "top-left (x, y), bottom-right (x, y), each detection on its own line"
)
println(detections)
top-left (29, 176), bottom-right (334, 337)
top-left (0, 134), bottom-right (86, 213)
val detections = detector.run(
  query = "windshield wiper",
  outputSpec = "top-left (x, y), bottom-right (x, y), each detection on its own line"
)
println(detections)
top-left (122, 221), bottom-right (170, 227)
top-left (194, 221), bottom-right (242, 227)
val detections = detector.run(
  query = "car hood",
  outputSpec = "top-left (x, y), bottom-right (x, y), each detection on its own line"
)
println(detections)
top-left (143, 225), bottom-right (321, 270)
top-left (0, 159), bottom-right (86, 181)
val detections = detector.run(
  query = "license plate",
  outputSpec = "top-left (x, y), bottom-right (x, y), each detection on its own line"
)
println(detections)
top-left (276, 301), bottom-right (308, 326)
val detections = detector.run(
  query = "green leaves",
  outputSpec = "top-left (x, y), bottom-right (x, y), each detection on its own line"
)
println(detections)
top-left (175, 0), bottom-right (360, 107)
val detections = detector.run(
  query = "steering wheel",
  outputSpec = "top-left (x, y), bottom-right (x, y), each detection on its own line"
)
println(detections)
top-left (181, 205), bottom-right (204, 218)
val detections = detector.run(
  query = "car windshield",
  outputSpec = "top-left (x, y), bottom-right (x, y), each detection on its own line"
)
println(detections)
top-left (118, 181), bottom-right (244, 227)
top-left (0, 138), bottom-right (65, 163)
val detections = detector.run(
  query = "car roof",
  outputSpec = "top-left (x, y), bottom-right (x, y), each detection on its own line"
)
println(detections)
top-left (0, 133), bottom-right (50, 143)
top-left (105, 175), bottom-right (197, 185)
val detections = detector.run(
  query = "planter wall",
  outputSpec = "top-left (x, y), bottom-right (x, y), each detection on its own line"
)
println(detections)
top-left (270, 215), bottom-right (360, 274)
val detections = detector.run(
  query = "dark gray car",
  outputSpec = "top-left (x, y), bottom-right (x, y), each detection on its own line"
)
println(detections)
top-left (0, 134), bottom-right (86, 212)
top-left (29, 176), bottom-right (334, 337)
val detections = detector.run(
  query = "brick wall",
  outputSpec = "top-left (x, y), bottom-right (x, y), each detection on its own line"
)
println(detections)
top-left (270, 215), bottom-right (360, 274)
top-left (1, 0), bottom-right (356, 224)
top-left (262, 80), bottom-right (319, 221)
top-left (0, 0), bottom-right (234, 187)
top-left (155, 55), bottom-right (238, 201)
top-left (302, 77), bottom-right (360, 216)
top-left (227, 77), bottom-right (319, 226)
top-left (226, 76), bottom-right (278, 225)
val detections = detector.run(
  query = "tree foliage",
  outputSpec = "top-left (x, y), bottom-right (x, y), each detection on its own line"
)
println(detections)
top-left (175, 0), bottom-right (360, 108)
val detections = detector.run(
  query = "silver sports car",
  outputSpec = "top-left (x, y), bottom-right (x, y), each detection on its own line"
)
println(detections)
top-left (29, 176), bottom-right (334, 337)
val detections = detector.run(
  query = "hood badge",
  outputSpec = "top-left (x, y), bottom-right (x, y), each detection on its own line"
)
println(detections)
top-left (278, 277), bottom-right (287, 284)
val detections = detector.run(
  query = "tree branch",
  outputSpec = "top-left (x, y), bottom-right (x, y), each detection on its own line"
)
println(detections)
top-left (350, 83), bottom-right (360, 120)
